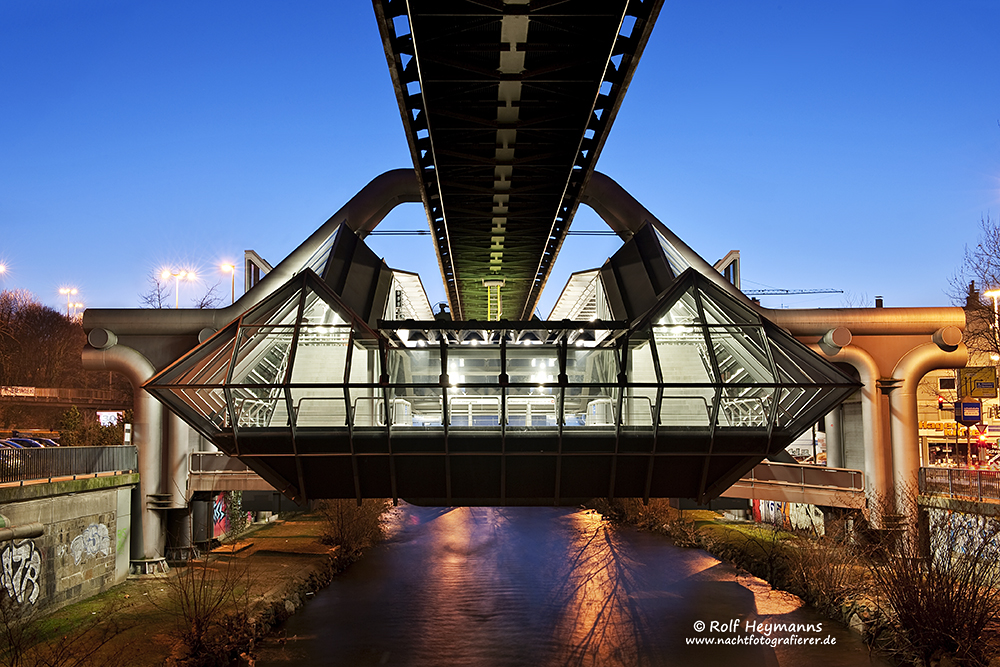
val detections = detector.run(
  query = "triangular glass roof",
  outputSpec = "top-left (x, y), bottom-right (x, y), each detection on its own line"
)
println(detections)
top-left (145, 269), bottom-right (378, 442)
top-left (302, 225), bottom-right (341, 277)
top-left (633, 268), bottom-right (860, 442)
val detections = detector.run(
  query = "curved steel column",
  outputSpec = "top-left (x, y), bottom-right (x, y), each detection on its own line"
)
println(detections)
top-left (82, 344), bottom-right (164, 560)
top-left (83, 169), bottom-right (421, 337)
top-left (581, 172), bottom-right (751, 304)
top-left (808, 344), bottom-right (889, 509)
top-left (889, 342), bottom-right (968, 508)
top-left (581, 172), bottom-right (968, 337)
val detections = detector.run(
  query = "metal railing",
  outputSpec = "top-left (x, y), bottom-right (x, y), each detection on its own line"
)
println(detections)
top-left (741, 461), bottom-right (865, 491)
top-left (724, 461), bottom-right (866, 509)
top-left (0, 446), bottom-right (138, 485)
top-left (919, 467), bottom-right (1000, 503)
top-left (190, 452), bottom-right (254, 473)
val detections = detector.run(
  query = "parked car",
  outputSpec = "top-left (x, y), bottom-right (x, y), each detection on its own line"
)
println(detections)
top-left (7, 438), bottom-right (43, 448)
top-left (29, 437), bottom-right (59, 447)
top-left (0, 442), bottom-right (24, 477)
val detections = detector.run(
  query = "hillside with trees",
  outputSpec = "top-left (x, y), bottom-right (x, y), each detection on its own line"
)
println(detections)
top-left (0, 289), bottom-right (132, 431)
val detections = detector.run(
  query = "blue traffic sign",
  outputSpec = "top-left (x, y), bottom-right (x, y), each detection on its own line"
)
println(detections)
top-left (955, 399), bottom-right (982, 425)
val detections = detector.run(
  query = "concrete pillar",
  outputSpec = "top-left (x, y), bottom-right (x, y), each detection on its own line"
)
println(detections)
top-left (825, 405), bottom-right (844, 468)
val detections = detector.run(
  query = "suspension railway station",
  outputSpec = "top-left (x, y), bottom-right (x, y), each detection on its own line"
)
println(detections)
top-left (75, 0), bottom-right (969, 567)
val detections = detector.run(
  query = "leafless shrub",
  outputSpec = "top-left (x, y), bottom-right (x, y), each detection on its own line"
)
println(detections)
top-left (784, 520), bottom-right (866, 614)
top-left (862, 491), bottom-right (1000, 666)
top-left (316, 499), bottom-right (392, 558)
top-left (159, 556), bottom-right (257, 667)
top-left (0, 594), bottom-right (131, 667)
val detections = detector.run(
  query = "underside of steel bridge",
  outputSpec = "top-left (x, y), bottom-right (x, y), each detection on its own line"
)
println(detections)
top-left (373, 0), bottom-right (662, 321)
top-left (82, 0), bottom-right (967, 564)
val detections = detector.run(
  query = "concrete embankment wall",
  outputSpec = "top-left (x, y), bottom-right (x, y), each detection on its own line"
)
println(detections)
top-left (0, 474), bottom-right (137, 615)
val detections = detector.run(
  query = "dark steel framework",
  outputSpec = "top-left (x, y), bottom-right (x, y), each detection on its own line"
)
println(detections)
top-left (374, 0), bottom-right (664, 320)
top-left (145, 267), bottom-right (859, 506)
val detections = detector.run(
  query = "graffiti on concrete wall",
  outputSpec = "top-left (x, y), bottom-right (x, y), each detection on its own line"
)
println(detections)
top-left (1, 540), bottom-right (41, 604)
top-left (213, 492), bottom-right (228, 538)
top-left (751, 499), bottom-right (826, 537)
top-left (70, 523), bottom-right (110, 565)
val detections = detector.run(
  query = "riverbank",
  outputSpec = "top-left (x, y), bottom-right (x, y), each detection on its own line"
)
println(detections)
top-left (589, 499), bottom-right (1000, 667)
top-left (8, 512), bottom-right (340, 666)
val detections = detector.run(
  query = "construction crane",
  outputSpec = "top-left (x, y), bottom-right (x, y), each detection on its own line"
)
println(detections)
top-left (742, 288), bottom-right (843, 296)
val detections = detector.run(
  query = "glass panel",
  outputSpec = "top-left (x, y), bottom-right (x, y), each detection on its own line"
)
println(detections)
top-left (289, 325), bottom-right (351, 384)
top-left (387, 347), bottom-right (443, 427)
top-left (240, 284), bottom-right (301, 329)
top-left (231, 326), bottom-right (294, 385)
top-left (506, 390), bottom-right (558, 427)
top-left (654, 287), bottom-right (701, 326)
top-left (290, 387), bottom-right (348, 427)
top-left (300, 288), bottom-right (348, 326)
top-left (505, 347), bottom-right (559, 386)
top-left (160, 326), bottom-right (238, 386)
top-left (448, 393), bottom-right (502, 426)
top-left (717, 387), bottom-right (773, 428)
top-left (230, 386), bottom-right (285, 428)
top-left (622, 392), bottom-right (655, 426)
top-left (305, 226), bottom-right (340, 276)
top-left (446, 346), bottom-right (502, 428)
top-left (697, 281), bottom-right (761, 326)
top-left (564, 347), bottom-right (618, 428)
top-left (448, 346), bottom-right (501, 386)
top-left (654, 229), bottom-right (692, 277)
top-left (162, 387), bottom-right (229, 433)
top-left (653, 323), bottom-right (715, 427)
top-left (626, 339), bottom-right (656, 427)
top-left (348, 346), bottom-right (380, 426)
top-left (707, 326), bottom-right (774, 385)
top-left (775, 386), bottom-right (833, 431)
top-left (505, 346), bottom-right (559, 429)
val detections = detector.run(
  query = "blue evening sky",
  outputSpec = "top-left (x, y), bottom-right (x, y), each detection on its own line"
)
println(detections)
top-left (2, 2), bottom-right (998, 316)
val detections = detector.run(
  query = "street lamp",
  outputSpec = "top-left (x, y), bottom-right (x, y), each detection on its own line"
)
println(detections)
top-left (221, 263), bottom-right (236, 304)
top-left (985, 289), bottom-right (1000, 335)
top-left (59, 287), bottom-right (78, 317)
top-left (161, 270), bottom-right (196, 309)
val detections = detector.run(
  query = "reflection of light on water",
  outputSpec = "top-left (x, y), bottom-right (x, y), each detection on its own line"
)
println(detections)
top-left (551, 510), bottom-right (650, 667)
top-left (738, 574), bottom-right (804, 615)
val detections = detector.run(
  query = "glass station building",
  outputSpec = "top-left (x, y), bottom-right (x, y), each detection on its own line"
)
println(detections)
top-left (146, 222), bottom-right (858, 506)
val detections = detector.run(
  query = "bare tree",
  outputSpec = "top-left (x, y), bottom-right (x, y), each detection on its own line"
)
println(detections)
top-left (840, 291), bottom-right (871, 308)
top-left (949, 215), bottom-right (1000, 360)
top-left (193, 282), bottom-right (223, 310)
top-left (138, 273), bottom-right (170, 309)
top-left (139, 273), bottom-right (224, 309)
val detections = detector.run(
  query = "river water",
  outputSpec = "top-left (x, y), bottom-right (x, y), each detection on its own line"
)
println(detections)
top-left (255, 506), bottom-right (886, 667)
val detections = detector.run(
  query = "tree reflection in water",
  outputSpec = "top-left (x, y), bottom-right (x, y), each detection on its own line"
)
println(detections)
top-left (551, 510), bottom-right (655, 666)
top-left (256, 506), bottom-right (886, 667)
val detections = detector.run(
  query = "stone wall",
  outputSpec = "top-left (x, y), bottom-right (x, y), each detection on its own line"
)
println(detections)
top-left (0, 474), bottom-right (137, 615)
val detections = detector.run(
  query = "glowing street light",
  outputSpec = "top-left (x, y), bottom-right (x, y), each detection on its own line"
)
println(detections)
top-left (162, 269), bottom-right (196, 309)
top-left (985, 289), bottom-right (1000, 333)
top-left (221, 263), bottom-right (236, 304)
top-left (59, 287), bottom-right (78, 317)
